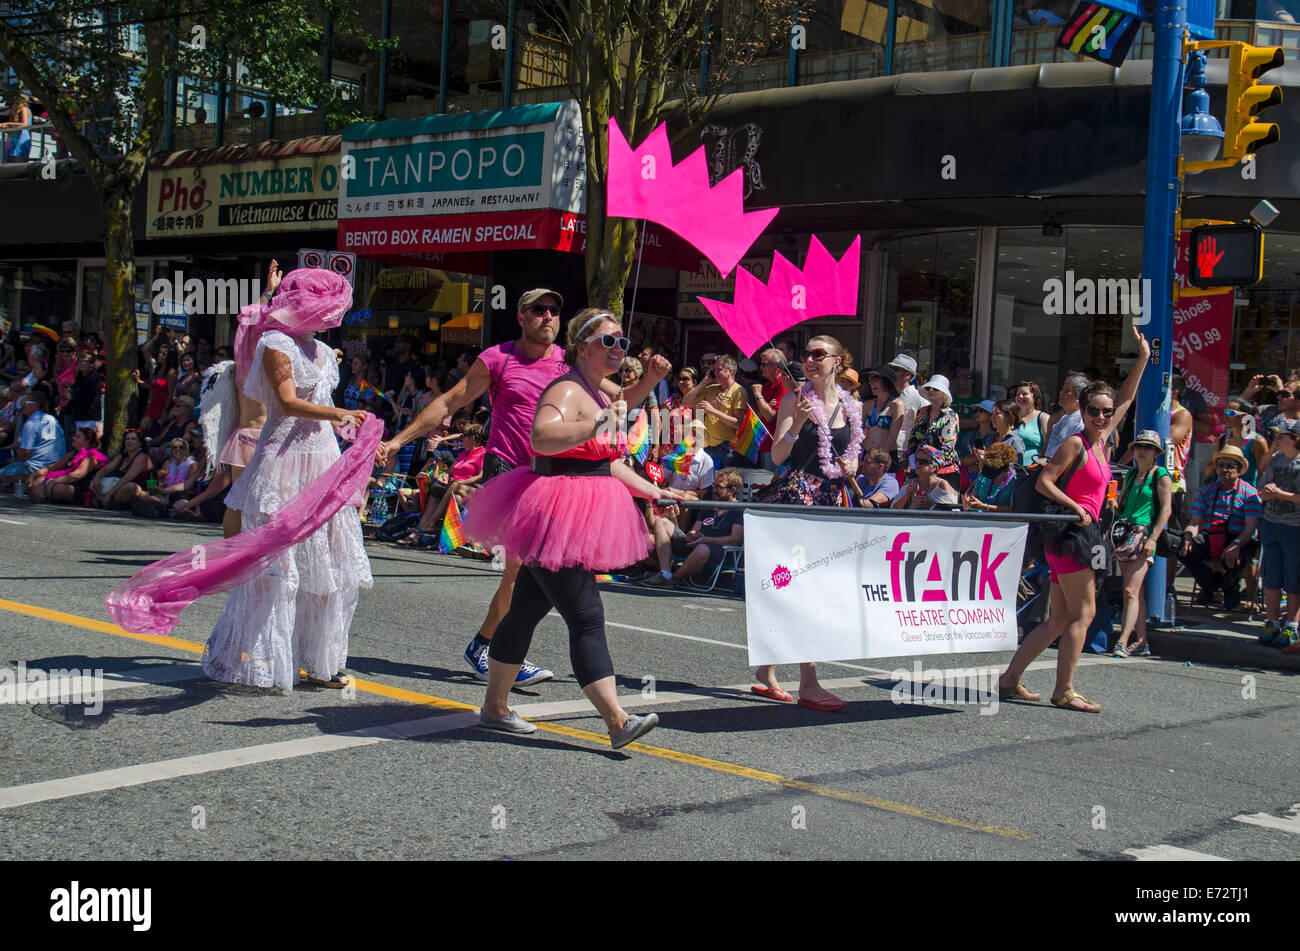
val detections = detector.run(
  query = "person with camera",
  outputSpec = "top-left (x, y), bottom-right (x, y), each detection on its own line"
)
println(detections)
top-left (1257, 419), bottom-right (1300, 650)
top-left (1111, 431), bottom-right (1174, 657)
top-left (1180, 445), bottom-right (1261, 613)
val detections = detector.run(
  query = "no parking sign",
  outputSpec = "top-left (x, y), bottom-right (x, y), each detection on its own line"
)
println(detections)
top-left (297, 249), bottom-right (356, 285)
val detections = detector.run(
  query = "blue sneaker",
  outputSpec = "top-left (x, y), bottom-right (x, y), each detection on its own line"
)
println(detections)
top-left (1260, 620), bottom-right (1281, 646)
top-left (464, 638), bottom-right (554, 685)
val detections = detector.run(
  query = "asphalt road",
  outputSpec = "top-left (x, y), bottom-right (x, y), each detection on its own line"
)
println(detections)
top-left (0, 495), bottom-right (1297, 862)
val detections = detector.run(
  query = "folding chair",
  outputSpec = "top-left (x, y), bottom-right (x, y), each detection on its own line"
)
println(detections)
top-left (683, 545), bottom-right (744, 593)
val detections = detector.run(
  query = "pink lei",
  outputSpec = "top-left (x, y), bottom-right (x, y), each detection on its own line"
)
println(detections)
top-left (802, 382), bottom-right (864, 479)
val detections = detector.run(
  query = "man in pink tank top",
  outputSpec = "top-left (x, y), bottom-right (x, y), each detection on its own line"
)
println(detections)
top-left (377, 289), bottom-right (669, 685)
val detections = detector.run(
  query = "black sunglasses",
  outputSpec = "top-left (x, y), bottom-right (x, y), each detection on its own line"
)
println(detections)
top-left (527, 304), bottom-right (560, 316)
top-left (1085, 405), bottom-right (1115, 418)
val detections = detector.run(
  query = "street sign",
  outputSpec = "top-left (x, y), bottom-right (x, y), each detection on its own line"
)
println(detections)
top-left (1090, 0), bottom-right (1215, 39)
top-left (1188, 222), bottom-right (1264, 288)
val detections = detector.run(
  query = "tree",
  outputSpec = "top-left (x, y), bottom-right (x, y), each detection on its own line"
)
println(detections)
top-left (0, 1), bottom-right (371, 452)
top-left (515, 0), bottom-right (798, 314)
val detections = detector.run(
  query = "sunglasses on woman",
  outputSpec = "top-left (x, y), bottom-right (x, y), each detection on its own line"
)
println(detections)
top-left (1085, 404), bottom-right (1115, 418)
top-left (803, 348), bottom-right (833, 361)
top-left (585, 334), bottom-right (631, 352)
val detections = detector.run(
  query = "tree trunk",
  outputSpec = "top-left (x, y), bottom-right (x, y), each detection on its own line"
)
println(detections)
top-left (101, 184), bottom-right (138, 457)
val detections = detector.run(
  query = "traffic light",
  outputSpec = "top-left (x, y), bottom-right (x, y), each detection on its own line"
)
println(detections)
top-left (1188, 222), bottom-right (1264, 288)
top-left (1225, 43), bottom-right (1284, 159)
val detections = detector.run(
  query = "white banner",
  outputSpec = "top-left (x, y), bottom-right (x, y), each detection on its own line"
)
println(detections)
top-left (743, 512), bottom-right (1027, 665)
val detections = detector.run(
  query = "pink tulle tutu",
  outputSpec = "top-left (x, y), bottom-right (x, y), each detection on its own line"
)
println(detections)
top-left (462, 468), bottom-right (651, 571)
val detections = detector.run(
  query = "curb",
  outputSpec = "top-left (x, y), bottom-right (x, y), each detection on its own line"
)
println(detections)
top-left (1145, 626), bottom-right (1300, 672)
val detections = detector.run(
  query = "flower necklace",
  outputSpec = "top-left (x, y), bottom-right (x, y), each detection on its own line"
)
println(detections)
top-left (802, 381), bottom-right (864, 479)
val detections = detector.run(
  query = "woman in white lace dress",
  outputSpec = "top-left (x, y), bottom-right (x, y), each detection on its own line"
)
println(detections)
top-left (202, 269), bottom-right (372, 689)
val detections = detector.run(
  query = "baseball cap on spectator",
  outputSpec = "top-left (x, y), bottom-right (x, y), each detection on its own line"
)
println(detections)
top-left (1273, 418), bottom-right (1300, 439)
top-left (976, 399), bottom-right (996, 413)
top-left (517, 288), bottom-right (564, 312)
top-left (888, 354), bottom-right (918, 377)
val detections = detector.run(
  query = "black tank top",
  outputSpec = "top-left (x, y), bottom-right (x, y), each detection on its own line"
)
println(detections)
top-left (788, 412), bottom-right (851, 475)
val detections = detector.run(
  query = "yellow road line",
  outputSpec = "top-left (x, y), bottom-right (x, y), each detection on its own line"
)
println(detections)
top-left (0, 597), bottom-right (1034, 840)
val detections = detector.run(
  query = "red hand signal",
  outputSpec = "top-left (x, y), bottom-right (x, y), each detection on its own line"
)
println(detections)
top-left (1197, 236), bottom-right (1225, 277)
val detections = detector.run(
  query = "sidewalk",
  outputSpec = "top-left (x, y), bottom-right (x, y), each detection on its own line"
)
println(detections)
top-left (1135, 575), bottom-right (1300, 673)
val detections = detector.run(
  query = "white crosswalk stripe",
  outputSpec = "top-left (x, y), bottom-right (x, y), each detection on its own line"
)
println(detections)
top-left (1126, 803), bottom-right (1300, 859)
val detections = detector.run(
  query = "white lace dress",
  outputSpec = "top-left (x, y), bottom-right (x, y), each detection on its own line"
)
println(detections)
top-left (201, 331), bottom-right (372, 688)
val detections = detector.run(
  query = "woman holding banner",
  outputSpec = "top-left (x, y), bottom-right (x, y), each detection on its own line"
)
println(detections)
top-left (997, 326), bottom-right (1149, 713)
top-left (753, 334), bottom-right (865, 711)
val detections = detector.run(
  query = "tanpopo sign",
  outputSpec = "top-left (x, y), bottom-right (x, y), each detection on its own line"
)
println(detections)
top-left (147, 152), bottom-right (339, 237)
top-left (743, 512), bottom-right (1026, 666)
top-left (338, 100), bottom-right (584, 255)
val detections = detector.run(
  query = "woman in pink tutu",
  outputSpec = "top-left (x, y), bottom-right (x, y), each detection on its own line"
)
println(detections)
top-left (464, 308), bottom-right (685, 749)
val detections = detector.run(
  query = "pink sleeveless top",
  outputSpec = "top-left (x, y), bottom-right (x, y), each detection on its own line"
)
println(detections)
top-left (1064, 437), bottom-right (1111, 519)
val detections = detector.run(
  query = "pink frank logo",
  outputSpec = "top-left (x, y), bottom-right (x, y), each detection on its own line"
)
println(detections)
top-left (884, 532), bottom-right (1007, 603)
top-left (771, 565), bottom-right (792, 589)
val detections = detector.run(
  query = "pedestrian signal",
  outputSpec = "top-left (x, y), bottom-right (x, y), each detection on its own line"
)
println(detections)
top-left (1187, 222), bottom-right (1263, 288)
top-left (1225, 44), bottom-right (1284, 159)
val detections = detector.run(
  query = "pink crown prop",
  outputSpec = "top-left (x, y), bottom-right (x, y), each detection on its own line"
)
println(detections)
top-left (605, 118), bottom-right (779, 277)
top-left (698, 235), bottom-right (861, 358)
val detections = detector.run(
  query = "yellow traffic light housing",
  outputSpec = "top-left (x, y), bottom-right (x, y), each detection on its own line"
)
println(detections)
top-left (1225, 43), bottom-right (1284, 159)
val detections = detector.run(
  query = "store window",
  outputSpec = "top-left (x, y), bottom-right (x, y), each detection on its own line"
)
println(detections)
top-left (876, 230), bottom-right (977, 379)
top-left (387, 0), bottom-right (444, 115)
top-left (894, 0), bottom-right (991, 73)
top-left (797, 0), bottom-right (887, 84)
top-left (0, 262), bottom-right (79, 334)
top-left (1232, 232), bottom-right (1300, 391)
top-left (989, 226), bottom-right (1142, 401)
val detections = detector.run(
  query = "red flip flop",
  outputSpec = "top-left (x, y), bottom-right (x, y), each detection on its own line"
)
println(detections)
top-left (797, 696), bottom-right (847, 712)
top-left (751, 685), bottom-right (795, 702)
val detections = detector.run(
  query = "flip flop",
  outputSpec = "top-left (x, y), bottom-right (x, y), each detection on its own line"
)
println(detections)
top-left (797, 695), bottom-right (847, 712)
top-left (1051, 691), bottom-right (1100, 713)
top-left (751, 685), bottom-right (795, 702)
top-left (998, 681), bottom-right (1041, 702)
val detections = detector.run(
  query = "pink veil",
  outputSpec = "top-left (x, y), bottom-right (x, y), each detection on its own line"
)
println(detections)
top-left (106, 267), bottom-right (376, 636)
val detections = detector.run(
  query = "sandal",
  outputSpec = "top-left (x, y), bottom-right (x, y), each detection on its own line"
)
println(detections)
top-left (303, 672), bottom-right (350, 689)
top-left (751, 685), bottom-right (795, 702)
top-left (998, 681), bottom-right (1041, 702)
top-left (1051, 691), bottom-right (1100, 713)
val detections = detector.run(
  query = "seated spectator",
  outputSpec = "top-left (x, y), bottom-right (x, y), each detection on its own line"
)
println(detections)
top-left (962, 441), bottom-right (1020, 513)
top-left (990, 398), bottom-right (1028, 465)
top-left (147, 395), bottom-right (196, 464)
top-left (1179, 445), bottom-right (1262, 611)
top-left (892, 446), bottom-right (961, 509)
top-left (91, 429), bottom-right (152, 508)
top-left (0, 389), bottom-right (64, 493)
top-left (853, 448), bottom-right (900, 507)
top-left (146, 438), bottom-right (200, 505)
top-left (28, 427), bottom-right (106, 504)
top-left (642, 468), bottom-right (744, 588)
top-left (398, 424), bottom-right (487, 546)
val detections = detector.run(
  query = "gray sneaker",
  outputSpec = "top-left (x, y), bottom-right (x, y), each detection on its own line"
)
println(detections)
top-left (641, 573), bottom-right (676, 588)
top-left (478, 709), bottom-right (538, 735)
top-left (610, 712), bottom-right (659, 749)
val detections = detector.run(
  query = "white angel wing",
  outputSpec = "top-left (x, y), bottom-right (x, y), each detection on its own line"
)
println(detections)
top-left (198, 360), bottom-right (237, 476)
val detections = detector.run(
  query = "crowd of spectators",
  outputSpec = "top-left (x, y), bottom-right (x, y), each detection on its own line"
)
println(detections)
top-left (6, 312), bottom-right (1300, 658)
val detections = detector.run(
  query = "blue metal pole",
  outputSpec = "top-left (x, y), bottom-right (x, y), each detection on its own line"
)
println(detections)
top-left (1139, 1), bottom-right (1188, 625)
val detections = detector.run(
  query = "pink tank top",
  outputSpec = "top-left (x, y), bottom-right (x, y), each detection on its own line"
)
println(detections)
top-left (478, 341), bottom-right (569, 468)
top-left (1064, 437), bottom-right (1111, 519)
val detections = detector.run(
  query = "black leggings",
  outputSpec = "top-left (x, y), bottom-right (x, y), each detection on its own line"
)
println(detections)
top-left (488, 564), bottom-right (614, 687)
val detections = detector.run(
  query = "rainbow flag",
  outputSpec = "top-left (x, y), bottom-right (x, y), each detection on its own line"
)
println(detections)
top-left (1055, 4), bottom-right (1139, 66)
top-left (357, 378), bottom-right (394, 405)
top-left (730, 405), bottom-right (771, 463)
top-left (625, 410), bottom-right (651, 464)
top-left (661, 444), bottom-right (694, 475)
top-left (439, 495), bottom-right (468, 554)
top-left (595, 574), bottom-right (614, 583)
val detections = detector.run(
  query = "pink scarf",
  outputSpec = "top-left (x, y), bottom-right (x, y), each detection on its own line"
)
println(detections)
top-left (106, 415), bottom-right (380, 636)
top-left (45, 447), bottom-right (106, 481)
top-left (233, 268), bottom-right (352, 384)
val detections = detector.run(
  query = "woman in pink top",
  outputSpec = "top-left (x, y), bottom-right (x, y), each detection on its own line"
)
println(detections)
top-left (999, 328), bottom-right (1149, 713)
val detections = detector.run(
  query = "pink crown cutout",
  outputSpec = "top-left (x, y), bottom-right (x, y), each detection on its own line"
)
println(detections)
top-left (605, 118), bottom-right (779, 277)
top-left (698, 235), bottom-right (861, 358)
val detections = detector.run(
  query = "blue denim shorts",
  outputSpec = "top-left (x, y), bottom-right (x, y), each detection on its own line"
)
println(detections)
top-left (1260, 520), bottom-right (1300, 592)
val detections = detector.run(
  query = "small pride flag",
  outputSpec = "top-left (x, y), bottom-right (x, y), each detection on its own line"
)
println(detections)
top-left (357, 379), bottom-right (394, 406)
top-left (730, 405), bottom-right (771, 464)
top-left (661, 444), bottom-right (694, 475)
top-left (624, 410), bottom-right (651, 464)
top-left (439, 495), bottom-right (468, 554)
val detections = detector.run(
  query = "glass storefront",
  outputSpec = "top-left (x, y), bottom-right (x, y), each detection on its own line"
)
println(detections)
top-left (0, 261), bottom-right (79, 335)
top-left (876, 231), bottom-right (977, 380)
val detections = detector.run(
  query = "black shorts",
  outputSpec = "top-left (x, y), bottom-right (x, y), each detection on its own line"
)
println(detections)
top-left (671, 528), bottom-right (726, 575)
top-left (481, 452), bottom-right (515, 481)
